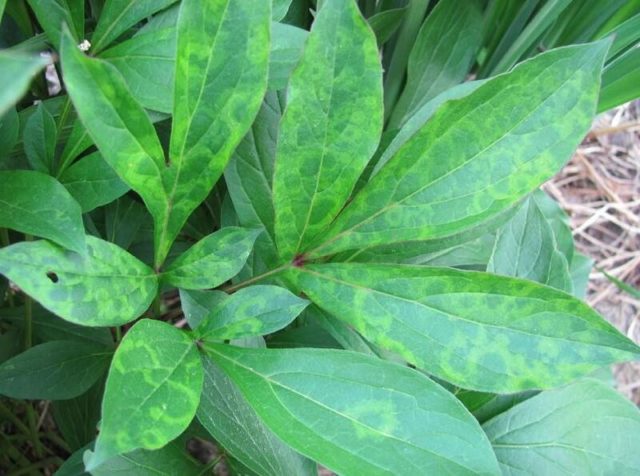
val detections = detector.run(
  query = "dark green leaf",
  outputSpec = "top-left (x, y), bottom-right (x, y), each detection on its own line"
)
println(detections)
top-left (483, 379), bottom-right (640, 474)
top-left (91, 0), bottom-right (178, 53)
top-left (59, 152), bottom-right (129, 213)
top-left (272, 0), bottom-right (383, 260)
top-left (54, 443), bottom-right (91, 476)
top-left (488, 198), bottom-right (573, 292)
top-left (104, 196), bottom-right (152, 251)
top-left (197, 356), bottom-right (315, 476)
top-left (195, 285), bottom-right (308, 341)
top-left (206, 344), bottom-right (500, 475)
top-left (0, 236), bottom-right (157, 326)
top-left (268, 22), bottom-right (307, 91)
top-left (0, 340), bottom-right (111, 399)
top-left (457, 389), bottom-right (537, 424)
top-left (87, 441), bottom-right (204, 475)
top-left (101, 27), bottom-right (176, 113)
top-left (27, 0), bottom-right (77, 50)
top-left (53, 378), bottom-right (104, 451)
top-left (598, 12), bottom-right (640, 60)
top-left (0, 51), bottom-right (49, 116)
top-left (159, 0), bottom-right (270, 265)
top-left (599, 46), bottom-right (640, 112)
top-left (293, 263), bottom-right (640, 392)
top-left (87, 319), bottom-right (203, 469)
top-left (0, 170), bottom-right (85, 253)
top-left (368, 7), bottom-right (406, 46)
top-left (310, 41), bottom-right (609, 258)
top-left (387, 0), bottom-right (482, 128)
top-left (163, 227), bottom-right (260, 289)
top-left (0, 108), bottom-right (20, 164)
top-left (23, 102), bottom-right (57, 173)
top-left (179, 289), bottom-right (228, 329)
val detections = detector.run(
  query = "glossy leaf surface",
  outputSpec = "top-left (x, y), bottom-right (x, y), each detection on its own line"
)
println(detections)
top-left (197, 356), bottom-right (315, 476)
top-left (195, 285), bottom-right (308, 341)
top-left (0, 340), bottom-right (111, 400)
top-left (293, 263), bottom-right (640, 392)
top-left (163, 227), bottom-right (260, 289)
top-left (310, 41), bottom-right (609, 258)
top-left (161, 0), bottom-right (270, 265)
top-left (0, 170), bottom-right (85, 253)
top-left (272, 0), bottom-right (383, 260)
top-left (484, 379), bottom-right (640, 474)
top-left (207, 344), bottom-right (500, 475)
top-left (88, 320), bottom-right (203, 469)
top-left (0, 237), bottom-right (157, 326)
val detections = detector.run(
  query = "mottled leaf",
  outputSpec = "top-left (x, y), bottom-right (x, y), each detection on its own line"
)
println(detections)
top-left (309, 41), bottom-right (609, 258)
top-left (488, 198), bottom-right (573, 292)
top-left (23, 102), bottom-right (57, 173)
top-left (195, 285), bottom-right (308, 341)
top-left (0, 340), bottom-right (111, 399)
top-left (60, 152), bottom-right (129, 212)
top-left (163, 227), bottom-right (261, 290)
top-left (206, 344), bottom-right (500, 475)
top-left (160, 0), bottom-right (270, 265)
top-left (0, 170), bottom-right (85, 253)
top-left (483, 379), bottom-right (640, 474)
top-left (387, 0), bottom-right (482, 128)
top-left (101, 27), bottom-right (175, 113)
top-left (0, 51), bottom-right (49, 116)
top-left (293, 263), bottom-right (640, 392)
top-left (0, 237), bottom-right (157, 327)
top-left (197, 356), bottom-right (316, 476)
top-left (87, 320), bottom-right (203, 469)
top-left (91, 0), bottom-right (178, 53)
top-left (272, 0), bottom-right (383, 260)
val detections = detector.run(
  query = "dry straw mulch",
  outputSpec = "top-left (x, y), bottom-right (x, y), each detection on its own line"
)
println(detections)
top-left (546, 99), bottom-right (640, 404)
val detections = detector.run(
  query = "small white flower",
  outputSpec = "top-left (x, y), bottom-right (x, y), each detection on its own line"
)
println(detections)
top-left (78, 39), bottom-right (91, 52)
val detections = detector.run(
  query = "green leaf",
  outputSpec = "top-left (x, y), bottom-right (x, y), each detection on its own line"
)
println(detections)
top-left (27, 0), bottom-right (77, 50)
top-left (483, 379), bottom-right (640, 474)
top-left (272, 0), bottom-right (292, 21)
top-left (0, 170), bottom-right (85, 253)
top-left (0, 51), bottom-right (49, 116)
top-left (488, 197), bottom-right (573, 292)
top-left (268, 22), bottom-right (308, 91)
top-left (206, 344), bottom-right (500, 475)
top-left (458, 389), bottom-right (537, 424)
top-left (91, 0), bottom-right (179, 53)
top-left (0, 236), bottom-right (157, 327)
top-left (367, 7), bottom-right (406, 46)
top-left (272, 0), bottom-right (383, 260)
top-left (0, 340), bottom-right (111, 399)
top-left (179, 289), bottom-right (228, 329)
top-left (197, 356), bottom-right (316, 476)
top-left (87, 319), bottom-right (203, 470)
top-left (195, 285), bottom-right (308, 341)
top-left (598, 12), bottom-right (640, 60)
top-left (0, 108), bottom-right (19, 164)
top-left (309, 41), bottom-right (609, 259)
top-left (225, 91), bottom-right (284, 272)
top-left (53, 378), bottom-right (104, 451)
top-left (387, 0), bottom-right (482, 128)
top-left (292, 263), bottom-right (640, 392)
top-left (23, 102), bottom-right (57, 173)
top-left (570, 251), bottom-right (594, 299)
top-left (101, 27), bottom-right (176, 114)
top-left (160, 0), bottom-right (270, 265)
top-left (163, 227), bottom-right (261, 290)
top-left (87, 440), bottom-right (204, 475)
top-left (599, 46), bottom-right (640, 112)
top-left (60, 28), bottom-right (169, 246)
top-left (59, 151), bottom-right (129, 213)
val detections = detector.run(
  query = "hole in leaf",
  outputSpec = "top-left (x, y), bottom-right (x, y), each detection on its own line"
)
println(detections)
top-left (46, 271), bottom-right (59, 283)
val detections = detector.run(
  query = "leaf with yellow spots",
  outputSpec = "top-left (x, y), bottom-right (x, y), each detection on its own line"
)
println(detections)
top-left (205, 344), bottom-right (500, 475)
top-left (86, 320), bottom-right (203, 471)
top-left (292, 263), bottom-right (640, 393)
